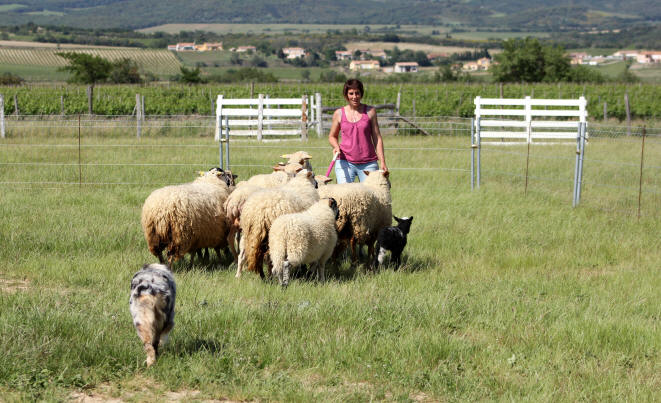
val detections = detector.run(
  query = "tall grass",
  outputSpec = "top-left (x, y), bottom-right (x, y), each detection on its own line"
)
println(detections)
top-left (1, 132), bottom-right (660, 400)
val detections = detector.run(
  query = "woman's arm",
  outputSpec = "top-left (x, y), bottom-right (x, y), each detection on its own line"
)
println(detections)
top-left (328, 108), bottom-right (342, 155)
top-left (368, 108), bottom-right (388, 173)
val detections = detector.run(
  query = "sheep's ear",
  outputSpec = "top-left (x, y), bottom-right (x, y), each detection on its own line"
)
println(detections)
top-left (393, 215), bottom-right (401, 222)
top-left (232, 174), bottom-right (238, 180)
top-left (363, 170), bottom-right (371, 176)
top-left (383, 170), bottom-right (390, 178)
top-left (273, 165), bottom-right (283, 171)
top-left (281, 153), bottom-right (291, 159)
top-left (197, 171), bottom-right (205, 176)
top-left (306, 171), bottom-right (313, 178)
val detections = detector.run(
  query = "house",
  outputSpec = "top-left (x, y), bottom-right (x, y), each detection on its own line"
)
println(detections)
top-left (282, 47), bottom-right (306, 59)
top-left (461, 62), bottom-right (479, 71)
top-left (175, 42), bottom-right (196, 51)
top-left (335, 50), bottom-right (352, 61)
top-left (639, 51), bottom-right (661, 63)
top-left (235, 46), bottom-right (256, 53)
top-left (349, 60), bottom-right (380, 71)
top-left (569, 52), bottom-right (588, 65)
top-left (197, 42), bottom-right (223, 51)
top-left (393, 62), bottom-right (418, 73)
top-left (426, 52), bottom-right (449, 62)
top-left (367, 50), bottom-right (387, 60)
top-left (167, 44), bottom-right (177, 51)
top-left (476, 57), bottom-right (492, 69)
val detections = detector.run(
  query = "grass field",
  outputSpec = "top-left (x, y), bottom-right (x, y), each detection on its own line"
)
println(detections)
top-left (1, 127), bottom-right (660, 400)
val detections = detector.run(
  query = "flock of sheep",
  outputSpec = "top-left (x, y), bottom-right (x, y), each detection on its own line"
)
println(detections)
top-left (139, 151), bottom-right (394, 284)
top-left (131, 151), bottom-right (409, 366)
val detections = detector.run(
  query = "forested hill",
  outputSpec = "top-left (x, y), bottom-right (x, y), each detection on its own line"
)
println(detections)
top-left (0, 0), bottom-right (658, 30)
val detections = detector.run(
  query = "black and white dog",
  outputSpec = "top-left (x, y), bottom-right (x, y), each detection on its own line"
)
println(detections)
top-left (373, 216), bottom-right (413, 270)
top-left (129, 263), bottom-right (176, 367)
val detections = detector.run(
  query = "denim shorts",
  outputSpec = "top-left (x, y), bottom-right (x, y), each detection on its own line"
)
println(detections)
top-left (335, 159), bottom-right (379, 183)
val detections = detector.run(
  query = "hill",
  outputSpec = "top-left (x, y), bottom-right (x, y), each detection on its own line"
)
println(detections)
top-left (0, 0), bottom-right (658, 30)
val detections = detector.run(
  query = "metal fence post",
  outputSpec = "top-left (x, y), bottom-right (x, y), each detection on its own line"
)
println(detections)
top-left (0, 94), bottom-right (5, 139)
top-left (225, 116), bottom-right (230, 170)
top-left (476, 117), bottom-right (481, 189)
top-left (576, 122), bottom-right (587, 205)
top-left (315, 92), bottom-right (322, 137)
top-left (572, 122), bottom-right (581, 207)
top-left (470, 117), bottom-right (475, 190)
top-left (215, 95), bottom-right (223, 141)
top-left (135, 94), bottom-right (141, 139)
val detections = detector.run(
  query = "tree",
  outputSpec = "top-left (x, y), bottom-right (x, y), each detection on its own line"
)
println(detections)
top-left (491, 38), bottom-right (570, 83)
top-left (56, 52), bottom-right (112, 114)
top-left (56, 52), bottom-right (112, 85)
top-left (109, 58), bottom-right (142, 84)
top-left (179, 66), bottom-right (204, 84)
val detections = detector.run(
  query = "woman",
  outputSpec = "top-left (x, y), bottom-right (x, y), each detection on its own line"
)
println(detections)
top-left (328, 79), bottom-right (388, 183)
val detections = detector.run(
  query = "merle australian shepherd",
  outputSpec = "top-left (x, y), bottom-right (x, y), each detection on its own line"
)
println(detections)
top-left (129, 263), bottom-right (176, 367)
top-left (373, 216), bottom-right (413, 270)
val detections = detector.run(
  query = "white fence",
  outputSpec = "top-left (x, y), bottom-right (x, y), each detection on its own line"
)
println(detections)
top-left (474, 96), bottom-right (587, 144)
top-left (215, 94), bottom-right (308, 141)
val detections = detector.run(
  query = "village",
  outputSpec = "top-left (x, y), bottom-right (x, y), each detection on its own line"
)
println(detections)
top-left (167, 41), bottom-right (661, 76)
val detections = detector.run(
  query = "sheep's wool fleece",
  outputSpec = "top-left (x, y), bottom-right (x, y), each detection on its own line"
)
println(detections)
top-left (141, 175), bottom-right (231, 261)
top-left (317, 170), bottom-right (391, 244)
top-left (239, 173), bottom-right (319, 273)
top-left (269, 199), bottom-right (338, 272)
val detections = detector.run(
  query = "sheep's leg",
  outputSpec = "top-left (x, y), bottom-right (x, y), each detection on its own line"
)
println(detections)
top-left (367, 242), bottom-right (376, 270)
top-left (317, 262), bottom-right (326, 283)
top-left (227, 227), bottom-right (239, 264)
top-left (349, 237), bottom-right (358, 263)
top-left (392, 249), bottom-right (403, 270)
top-left (235, 244), bottom-right (245, 278)
top-left (373, 241), bottom-right (382, 270)
top-left (281, 261), bottom-right (291, 288)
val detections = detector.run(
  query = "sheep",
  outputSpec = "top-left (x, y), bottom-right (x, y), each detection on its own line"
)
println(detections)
top-left (141, 168), bottom-right (234, 265)
top-left (317, 170), bottom-right (391, 265)
top-left (244, 162), bottom-right (301, 188)
top-left (129, 263), bottom-right (176, 367)
top-left (281, 151), bottom-right (313, 171)
top-left (237, 169), bottom-right (319, 279)
top-left (373, 216), bottom-right (413, 270)
top-left (269, 198), bottom-right (339, 287)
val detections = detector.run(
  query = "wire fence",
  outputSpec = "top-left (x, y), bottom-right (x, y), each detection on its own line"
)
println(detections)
top-left (1, 114), bottom-right (659, 217)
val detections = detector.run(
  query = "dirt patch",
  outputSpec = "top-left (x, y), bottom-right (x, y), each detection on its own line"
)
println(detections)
top-left (0, 278), bottom-right (29, 293)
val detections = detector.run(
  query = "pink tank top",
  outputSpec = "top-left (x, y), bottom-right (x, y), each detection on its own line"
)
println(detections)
top-left (338, 105), bottom-right (378, 164)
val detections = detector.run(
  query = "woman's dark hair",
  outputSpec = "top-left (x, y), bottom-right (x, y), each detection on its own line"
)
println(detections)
top-left (343, 79), bottom-right (364, 100)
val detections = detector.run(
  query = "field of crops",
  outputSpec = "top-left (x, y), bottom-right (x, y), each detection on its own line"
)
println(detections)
top-left (0, 82), bottom-right (660, 121)
top-left (0, 47), bottom-right (181, 76)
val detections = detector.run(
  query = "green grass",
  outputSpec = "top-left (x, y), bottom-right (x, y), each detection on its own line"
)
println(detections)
top-left (0, 64), bottom-right (69, 81)
top-left (451, 31), bottom-right (550, 40)
top-left (1, 131), bottom-right (660, 400)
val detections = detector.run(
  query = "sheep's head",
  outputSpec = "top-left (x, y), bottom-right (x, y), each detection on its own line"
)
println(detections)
top-left (273, 162), bottom-right (303, 175)
top-left (314, 175), bottom-right (333, 186)
top-left (198, 167), bottom-right (236, 187)
top-left (294, 169), bottom-right (318, 188)
top-left (363, 170), bottom-right (391, 189)
top-left (281, 151), bottom-right (313, 171)
top-left (326, 197), bottom-right (340, 220)
top-left (393, 216), bottom-right (413, 234)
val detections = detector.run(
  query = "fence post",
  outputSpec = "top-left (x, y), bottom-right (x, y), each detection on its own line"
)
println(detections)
top-left (638, 126), bottom-right (646, 219)
top-left (577, 122), bottom-right (587, 205)
top-left (624, 91), bottom-right (631, 136)
top-left (257, 93), bottom-right (264, 141)
top-left (525, 96), bottom-right (532, 144)
top-left (265, 94), bottom-right (271, 132)
top-left (0, 94), bottom-right (4, 139)
top-left (476, 117), bottom-right (481, 189)
top-left (225, 116), bottom-right (230, 171)
top-left (215, 95), bottom-right (223, 141)
top-left (13, 94), bottom-right (19, 116)
top-left (470, 117), bottom-right (475, 190)
top-left (60, 95), bottom-right (65, 116)
top-left (219, 126), bottom-right (224, 170)
top-left (315, 92), bottom-right (322, 136)
top-left (135, 94), bottom-right (141, 139)
top-left (301, 95), bottom-right (308, 141)
top-left (573, 122), bottom-right (581, 207)
top-left (86, 86), bottom-right (93, 115)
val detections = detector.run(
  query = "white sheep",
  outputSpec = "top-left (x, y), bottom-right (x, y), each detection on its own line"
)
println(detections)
top-left (317, 170), bottom-right (391, 264)
top-left (244, 162), bottom-right (301, 188)
top-left (269, 198), bottom-right (339, 286)
top-left (141, 168), bottom-right (234, 264)
top-left (237, 169), bottom-right (319, 279)
top-left (281, 151), bottom-right (313, 171)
